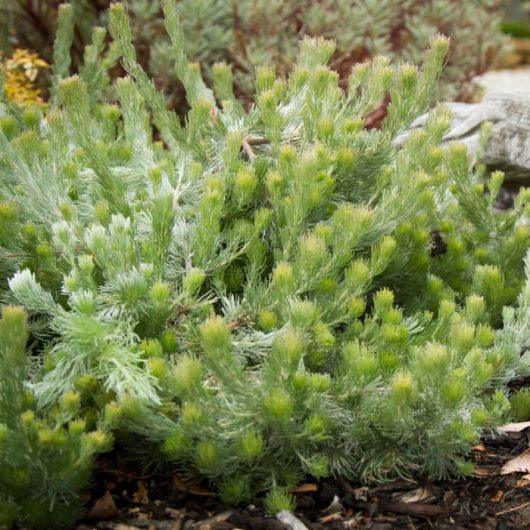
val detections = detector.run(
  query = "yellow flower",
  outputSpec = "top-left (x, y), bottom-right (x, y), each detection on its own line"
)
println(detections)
top-left (1, 48), bottom-right (49, 106)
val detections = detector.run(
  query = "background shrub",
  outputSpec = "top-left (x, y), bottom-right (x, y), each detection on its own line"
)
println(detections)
top-left (1, 0), bottom-right (507, 108)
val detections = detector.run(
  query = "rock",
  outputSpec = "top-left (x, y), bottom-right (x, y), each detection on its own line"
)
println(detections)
top-left (396, 91), bottom-right (530, 183)
top-left (477, 67), bottom-right (530, 91)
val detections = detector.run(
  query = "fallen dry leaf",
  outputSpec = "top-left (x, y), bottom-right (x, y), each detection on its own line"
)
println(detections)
top-left (443, 490), bottom-right (456, 503)
top-left (501, 448), bottom-right (530, 475)
top-left (472, 467), bottom-right (494, 477)
top-left (491, 490), bottom-right (504, 502)
top-left (321, 494), bottom-right (344, 516)
top-left (87, 490), bottom-right (119, 521)
top-left (165, 508), bottom-right (185, 530)
top-left (498, 421), bottom-right (530, 434)
top-left (516, 473), bottom-right (530, 488)
top-left (319, 512), bottom-right (344, 524)
top-left (472, 442), bottom-right (486, 452)
top-left (198, 511), bottom-right (232, 530)
top-left (172, 473), bottom-right (216, 496)
top-left (132, 480), bottom-right (149, 504)
top-left (352, 486), bottom-right (369, 501)
top-left (398, 487), bottom-right (435, 504)
top-left (291, 483), bottom-right (318, 493)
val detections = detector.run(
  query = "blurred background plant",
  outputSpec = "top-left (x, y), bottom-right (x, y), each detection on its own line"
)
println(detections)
top-left (501, 0), bottom-right (530, 37)
top-left (0, 49), bottom-right (49, 106)
top-left (0, 0), bottom-right (105, 61)
top-left (504, 1), bottom-right (530, 20)
top-left (501, 0), bottom-right (530, 39)
top-left (0, 0), bottom-right (508, 109)
top-left (497, 0), bottom-right (530, 68)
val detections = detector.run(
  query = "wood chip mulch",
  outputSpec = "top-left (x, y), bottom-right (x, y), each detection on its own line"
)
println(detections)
top-left (73, 425), bottom-right (530, 530)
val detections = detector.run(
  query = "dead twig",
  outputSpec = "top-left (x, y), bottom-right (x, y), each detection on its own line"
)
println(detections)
top-left (496, 500), bottom-right (530, 516)
top-left (242, 138), bottom-right (256, 161)
top-left (245, 136), bottom-right (269, 146)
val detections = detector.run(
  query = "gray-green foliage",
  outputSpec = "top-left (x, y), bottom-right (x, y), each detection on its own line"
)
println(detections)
top-left (0, 1), bottom-right (529, 524)
top-left (0, 307), bottom-right (109, 529)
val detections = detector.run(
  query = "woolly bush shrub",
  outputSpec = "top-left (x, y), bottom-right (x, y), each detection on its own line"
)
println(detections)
top-left (0, 1), bottom-right (530, 525)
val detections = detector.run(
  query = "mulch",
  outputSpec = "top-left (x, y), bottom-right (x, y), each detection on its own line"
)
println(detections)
top-left (74, 426), bottom-right (530, 530)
